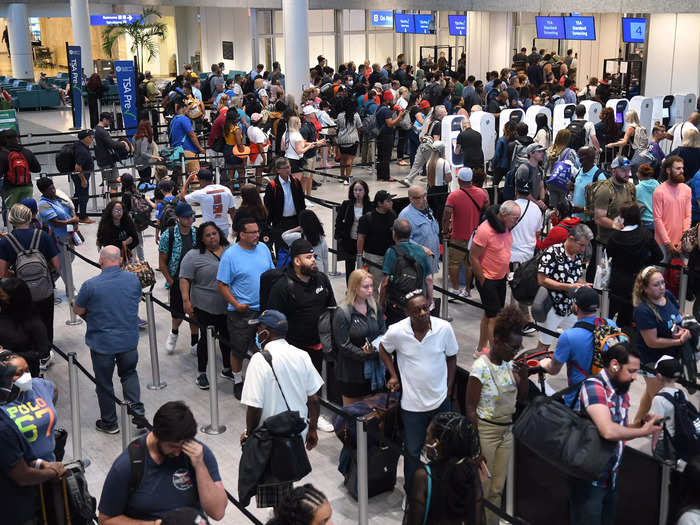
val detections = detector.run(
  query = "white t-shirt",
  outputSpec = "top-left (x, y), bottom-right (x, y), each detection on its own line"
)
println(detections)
top-left (677, 509), bottom-right (700, 525)
top-left (380, 316), bottom-right (459, 412)
top-left (509, 198), bottom-right (543, 263)
top-left (184, 184), bottom-right (235, 233)
top-left (670, 121), bottom-right (698, 151)
top-left (247, 126), bottom-right (269, 167)
top-left (650, 386), bottom-right (678, 440)
top-left (397, 97), bottom-right (408, 110)
top-left (284, 130), bottom-right (304, 160)
top-left (584, 121), bottom-right (597, 146)
top-left (432, 158), bottom-right (452, 187)
top-left (241, 339), bottom-right (324, 439)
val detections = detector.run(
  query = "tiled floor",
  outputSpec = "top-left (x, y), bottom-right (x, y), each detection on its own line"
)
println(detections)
top-left (15, 107), bottom-right (697, 525)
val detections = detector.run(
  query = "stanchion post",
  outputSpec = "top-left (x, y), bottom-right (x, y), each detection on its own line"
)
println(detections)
top-left (120, 403), bottom-right (131, 451)
top-left (441, 241), bottom-right (450, 320)
top-left (658, 461), bottom-right (671, 525)
top-left (329, 206), bottom-right (340, 276)
top-left (202, 326), bottom-right (226, 435)
top-left (89, 170), bottom-right (98, 211)
top-left (144, 291), bottom-right (167, 390)
top-left (601, 288), bottom-right (610, 319)
top-left (355, 418), bottom-right (369, 525)
top-left (493, 181), bottom-right (499, 206)
top-left (215, 165), bottom-right (221, 185)
top-left (679, 267), bottom-right (688, 314)
top-left (62, 243), bottom-right (82, 326)
top-left (506, 442), bottom-right (515, 516)
top-left (67, 352), bottom-right (83, 462)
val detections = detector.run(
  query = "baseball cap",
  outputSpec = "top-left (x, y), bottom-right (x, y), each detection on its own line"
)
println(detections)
top-left (515, 173), bottom-right (530, 195)
top-left (290, 238), bottom-right (315, 258)
top-left (161, 507), bottom-right (209, 525)
top-left (419, 100), bottom-right (431, 110)
top-left (524, 143), bottom-right (546, 157)
top-left (655, 355), bottom-right (682, 379)
top-left (99, 112), bottom-right (114, 123)
top-left (175, 201), bottom-right (195, 217)
top-left (20, 198), bottom-right (37, 215)
top-left (197, 168), bottom-right (213, 180)
top-left (574, 286), bottom-right (600, 313)
top-left (302, 105), bottom-right (317, 115)
top-left (250, 112), bottom-right (263, 122)
top-left (40, 72), bottom-right (47, 77)
top-left (374, 190), bottom-right (396, 203)
top-left (431, 140), bottom-right (445, 152)
top-left (257, 88), bottom-right (268, 99)
top-left (457, 167), bottom-right (473, 182)
top-left (144, 71), bottom-right (152, 79)
top-left (382, 90), bottom-right (394, 102)
top-left (77, 129), bottom-right (93, 140)
top-left (248, 309), bottom-right (289, 334)
top-left (611, 156), bottom-right (631, 169)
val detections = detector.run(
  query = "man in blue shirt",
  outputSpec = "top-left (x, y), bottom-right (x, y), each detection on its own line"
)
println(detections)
top-left (563, 78), bottom-right (577, 104)
top-left (169, 104), bottom-right (205, 174)
top-left (398, 185), bottom-right (440, 273)
top-left (217, 217), bottom-right (274, 399)
top-left (540, 287), bottom-right (622, 405)
top-left (74, 245), bottom-right (148, 434)
top-left (572, 147), bottom-right (606, 221)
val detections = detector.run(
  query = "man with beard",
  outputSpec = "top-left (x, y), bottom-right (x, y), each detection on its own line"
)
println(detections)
top-left (571, 342), bottom-right (662, 525)
top-left (593, 156), bottom-right (637, 246)
top-left (267, 239), bottom-right (336, 432)
top-left (653, 155), bottom-right (691, 263)
top-left (98, 401), bottom-right (227, 522)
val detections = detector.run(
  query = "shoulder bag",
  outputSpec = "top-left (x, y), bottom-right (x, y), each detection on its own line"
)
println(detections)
top-left (121, 245), bottom-right (156, 289)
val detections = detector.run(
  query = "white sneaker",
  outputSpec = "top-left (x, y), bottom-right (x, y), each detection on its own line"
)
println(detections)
top-left (165, 332), bottom-right (178, 355)
top-left (316, 415), bottom-right (334, 433)
top-left (40, 350), bottom-right (55, 371)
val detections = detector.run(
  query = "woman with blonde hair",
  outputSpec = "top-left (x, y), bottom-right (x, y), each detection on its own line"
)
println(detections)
top-left (332, 269), bottom-right (386, 405)
top-left (632, 266), bottom-right (691, 425)
top-left (283, 115), bottom-right (318, 183)
top-left (669, 128), bottom-right (700, 181)
top-left (607, 109), bottom-right (649, 158)
top-left (425, 140), bottom-right (452, 225)
top-left (547, 128), bottom-right (580, 170)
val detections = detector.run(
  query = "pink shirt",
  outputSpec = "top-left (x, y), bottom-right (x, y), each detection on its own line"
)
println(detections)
top-left (652, 181), bottom-right (691, 247)
top-left (472, 221), bottom-right (513, 280)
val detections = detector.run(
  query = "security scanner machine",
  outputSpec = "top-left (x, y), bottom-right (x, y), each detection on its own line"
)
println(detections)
top-left (498, 108), bottom-right (524, 137)
top-left (580, 101), bottom-right (602, 124)
top-left (671, 93), bottom-right (697, 126)
top-left (629, 96), bottom-right (653, 133)
top-left (525, 106), bottom-right (552, 138)
top-left (470, 111), bottom-right (496, 164)
top-left (606, 99), bottom-right (630, 130)
top-left (652, 95), bottom-right (674, 128)
top-left (553, 104), bottom-right (576, 137)
top-left (441, 114), bottom-right (466, 170)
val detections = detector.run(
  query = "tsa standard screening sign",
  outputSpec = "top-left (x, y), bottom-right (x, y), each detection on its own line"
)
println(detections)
top-left (114, 61), bottom-right (137, 138)
top-left (371, 11), bottom-right (393, 27)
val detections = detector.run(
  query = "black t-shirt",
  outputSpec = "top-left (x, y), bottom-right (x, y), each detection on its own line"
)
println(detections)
top-left (0, 410), bottom-right (37, 525)
top-left (487, 98), bottom-right (503, 114)
top-left (357, 209), bottom-right (396, 256)
top-left (375, 105), bottom-right (394, 136)
top-left (456, 128), bottom-right (484, 169)
top-left (73, 141), bottom-right (94, 172)
top-left (300, 121), bottom-right (317, 159)
top-left (428, 119), bottom-right (442, 139)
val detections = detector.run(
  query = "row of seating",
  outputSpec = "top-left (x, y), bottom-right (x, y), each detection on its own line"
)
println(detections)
top-left (0, 76), bottom-right (62, 110)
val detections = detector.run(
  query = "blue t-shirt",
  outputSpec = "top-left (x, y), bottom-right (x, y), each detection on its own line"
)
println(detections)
top-left (688, 171), bottom-right (700, 222)
top-left (98, 439), bottom-right (220, 520)
top-left (1, 378), bottom-right (57, 461)
top-left (375, 105), bottom-right (394, 136)
top-left (636, 179), bottom-right (660, 223)
top-left (216, 242), bottom-right (274, 311)
top-left (38, 196), bottom-right (73, 238)
top-left (0, 410), bottom-right (37, 525)
top-left (0, 228), bottom-right (59, 269)
top-left (573, 166), bottom-right (606, 219)
top-left (553, 316), bottom-right (618, 406)
top-left (75, 266), bottom-right (142, 353)
top-left (169, 114), bottom-right (197, 153)
top-left (633, 290), bottom-right (684, 364)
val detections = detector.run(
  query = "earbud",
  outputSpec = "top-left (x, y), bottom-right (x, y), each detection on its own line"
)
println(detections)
top-left (612, 366), bottom-right (619, 372)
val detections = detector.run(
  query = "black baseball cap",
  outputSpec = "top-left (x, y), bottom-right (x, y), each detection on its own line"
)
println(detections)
top-left (290, 238), bottom-right (314, 258)
top-left (655, 355), bottom-right (682, 379)
top-left (99, 112), bottom-right (114, 123)
top-left (574, 286), bottom-right (599, 313)
top-left (77, 129), bottom-right (93, 140)
top-left (374, 190), bottom-right (396, 203)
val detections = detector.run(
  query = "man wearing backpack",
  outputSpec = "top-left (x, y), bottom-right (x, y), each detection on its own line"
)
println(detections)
top-left (71, 128), bottom-right (96, 224)
top-left (0, 129), bottom-right (40, 210)
top-left (567, 104), bottom-right (600, 152)
top-left (94, 112), bottom-right (127, 195)
top-left (143, 71), bottom-right (161, 131)
top-left (511, 143), bottom-right (545, 209)
top-left (593, 156), bottom-right (636, 246)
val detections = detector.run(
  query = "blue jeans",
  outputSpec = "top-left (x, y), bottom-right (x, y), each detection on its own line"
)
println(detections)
top-left (90, 349), bottom-right (144, 425)
top-left (568, 478), bottom-right (617, 525)
top-left (401, 396), bottom-right (451, 493)
top-left (407, 131), bottom-right (419, 167)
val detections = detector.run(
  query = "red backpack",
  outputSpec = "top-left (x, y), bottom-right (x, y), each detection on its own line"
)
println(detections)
top-left (7, 150), bottom-right (30, 186)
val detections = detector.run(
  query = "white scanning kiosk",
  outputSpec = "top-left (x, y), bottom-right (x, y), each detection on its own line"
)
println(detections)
top-left (671, 93), bottom-right (697, 126)
top-left (525, 106), bottom-right (552, 138)
top-left (441, 114), bottom-right (466, 170)
top-left (470, 111), bottom-right (496, 164)
top-left (629, 96), bottom-right (654, 133)
top-left (497, 108), bottom-right (525, 137)
top-left (580, 101), bottom-right (602, 124)
top-left (606, 99), bottom-right (630, 131)
top-left (553, 104), bottom-right (576, 137)
top-left (652, 95), bottom-right (675, 128)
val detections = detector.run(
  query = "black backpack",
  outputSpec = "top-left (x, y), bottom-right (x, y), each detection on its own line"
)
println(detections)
top-left (658, 390), bottom-right (700, 461)
top-left (510, 252), bottom-right (542, 304)
top-left (259, 270), bottom-right (294, 312)
top-left (55, 143), bottom-right (77, 174)
top-left (386, 244), bottom-right (423, 307)
top-left (200, 74), bottom-right (213, 102)
top-left (63, 460), bottom-right (97, 524)
top-left (566, 119), bottom-right (587, 150)
top-left (159, 199), bottom-right (178, 232)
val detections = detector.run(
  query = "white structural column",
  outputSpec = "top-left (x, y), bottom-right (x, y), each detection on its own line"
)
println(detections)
top-left (283, 0), bottom-right (309, 101)
top-left (250, 8), bottom-right (259, 69)
top-left (69, 0), bottom-right (93, 72)
top-left (7, 4), bottom-right (33, 80)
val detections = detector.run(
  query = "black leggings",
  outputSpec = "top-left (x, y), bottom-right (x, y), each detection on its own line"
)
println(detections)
top-left (194, 307), bottom-right (232, 373)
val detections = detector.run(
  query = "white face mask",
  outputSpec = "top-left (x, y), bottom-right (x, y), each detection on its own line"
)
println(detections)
top-left (14, 372), bottom-right (32, 392)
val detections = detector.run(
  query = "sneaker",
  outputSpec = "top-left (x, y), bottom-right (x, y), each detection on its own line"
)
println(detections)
top-left (132, 415), bottom-right (151, 431)
top-left (462, 289), bottom-right (472, 298)
top-left (521, 322), bottom-right (537, 335)
top-left (196, 373), bottom-right (210, 390)
top-left (138, 317), bottom-right (148, 329)
top-left (165, 332), bottom-right (178, 355)
top-left (233, 381), bottom-right (244, 400)
top-left (78, 217), bottom-right (95, 224)
top-left (317, 415), bottom-right (334, 433)
top-left (220, 369), bottom-right (236, 382)
top-left (40, 350), bottom-right (54, 371)
top-left (343, 179), bottom-right (350, 185)
top-left (448, 288), bottom-right (462, 302)
top-left (398, 177), bottom-right (410, 188)
top-left (95, 419), bottom-right (119, 434)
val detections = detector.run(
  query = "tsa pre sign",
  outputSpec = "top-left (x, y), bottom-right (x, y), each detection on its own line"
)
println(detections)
top-left (67, 46), bottom-right (82, 129)
top-left (115, 61), bottom-right (137, 137)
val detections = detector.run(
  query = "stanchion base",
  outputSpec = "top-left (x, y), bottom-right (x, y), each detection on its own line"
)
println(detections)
top-left (201, 424), bottom-right (226, 435)
top-left (147, 382), bottom-right (167, 390)
top-left (328, 271), bottom-right (341, 277)
top-left (68, 127), bottom-right (81, 131)
top-left (66, 319), bottom-right (83, 326)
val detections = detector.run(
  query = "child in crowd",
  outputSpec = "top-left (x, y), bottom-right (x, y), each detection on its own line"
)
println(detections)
top-left (635, 163), bottom-right (659, 233)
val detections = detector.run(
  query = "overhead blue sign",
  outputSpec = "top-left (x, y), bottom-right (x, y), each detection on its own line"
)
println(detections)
top-left (414, 14), bottom-right (433, 34)
top-left (395, 14), bottom-right (414, 34)
top-left (90, 14), bottom-right (143, 26)
top-left (622, 18), bottom-right (646, 43)
top-left (114, 61), bottom-right (137, 138)
top-left (370, 11), bottom-right (393, 27)
top-left (448, 15), bottom-right (467, 36)
top-left (67, 46), bottom-right (82, 129)
top-left (536, 16), bottom-right (565, 39)
top-left (564, 16), bottom-right (596, 40)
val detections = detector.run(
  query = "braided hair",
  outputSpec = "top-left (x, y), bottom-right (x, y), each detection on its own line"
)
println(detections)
top-left (266, 484), bottom-right (327, 525)
top-left (430, 411), bottom-right (481, 461)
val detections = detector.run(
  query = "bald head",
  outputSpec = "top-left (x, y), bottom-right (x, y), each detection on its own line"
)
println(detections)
top-left (99, 246), bottom-right (122, 268)
top-left (471, 105), bottom-right (482, 113)
top-left (689, 112), bottom-right (700, 126)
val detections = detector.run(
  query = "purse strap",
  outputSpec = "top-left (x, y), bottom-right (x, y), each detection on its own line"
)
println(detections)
top-left (262, 349), bottom-right (291, 411)
top-left (422, 464), bottom-right (432, 525)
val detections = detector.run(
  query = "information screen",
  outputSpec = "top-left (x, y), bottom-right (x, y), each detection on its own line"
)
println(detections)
top-left (564, 16), bottom-right (596, 40)
top-left (370, 11), bottom-right (394, 27)
top-left (395, 14), bottom-right (414, 34)
top-left (448, 15), bottom-right (467, 36)
top-left (622, 18), bottom-right (646, 43)
top-left (535, 16), bottom-right (565, 39)
top-left (414, 14), bottom-right (434, 34)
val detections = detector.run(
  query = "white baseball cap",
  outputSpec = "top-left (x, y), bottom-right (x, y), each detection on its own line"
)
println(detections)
top-left (457, 167), bottom-right (473, 182)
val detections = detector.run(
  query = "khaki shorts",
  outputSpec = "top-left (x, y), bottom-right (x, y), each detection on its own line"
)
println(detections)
top-left (448, 238), bottom-right (470, 270)
top-left (184, 149), bottom-right (200, 173)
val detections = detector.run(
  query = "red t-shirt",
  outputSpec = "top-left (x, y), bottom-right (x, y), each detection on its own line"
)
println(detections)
top-left (445, 186), bottom-right (488, 240)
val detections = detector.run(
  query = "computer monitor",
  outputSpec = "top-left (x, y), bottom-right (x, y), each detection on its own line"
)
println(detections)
top-left (622, 18), bottom-right (646, 43)
top-left (564, 16), bottom-right (596, 40)
top-left (535, 16), bottom-right (565, 39)
top-left (394, 13), bottom-right (414, 34)
top-left (448, 15), bottom-right (467, 36)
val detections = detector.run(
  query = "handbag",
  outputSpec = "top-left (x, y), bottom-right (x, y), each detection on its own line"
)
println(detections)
top-left (592, 248), bottom-right (611, 291)
top-left (121, 246), bottom-right (156, 288)
top-left (531, 286), bottom-right (553, 323)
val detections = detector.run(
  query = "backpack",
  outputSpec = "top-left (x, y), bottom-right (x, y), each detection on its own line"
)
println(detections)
top-left (583, 176), bottom-right (613, 218)
top-left (386, 245), bottom-right (424, 307)
top-left (128, 435), bottom-right (198, 496)
top-left (62, 460), bottom-right (97, 524)
top-left (632, 125), bottom-right (649, 152)
top-left (657, 390), bottom-right (700, 461)
top-left (159, 198), bottom-right (177, 232)
top-left (566, 120), bottom-right (587, 150)
top-left (5, 229), bottom-right (53, 301)
top-left (360, 106), bottom-right (379, 140)
top-left (55, 143), bottom-right (76, 174)
top-left (510, 253), bottom-right (543, 304)
top-left (318, 304), bottom-right (351, 363)
top-left (6, 150), bottom-right (30, 185)
top-left (547, 152), bottom-right (576, 192)
top-left (129, 192), bottom-right (153, 232)
top-left (503, 159), bottom-right (533, 201)
top-left (571, 318), bottom-right (630, 376)
top-left (259, 270), bottom-right (293, 312)
top-left (200, 74), bottom-right (213, 102)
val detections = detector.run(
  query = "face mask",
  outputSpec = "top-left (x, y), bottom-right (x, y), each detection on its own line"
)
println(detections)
top-left (14, 372), bottom-right (32, 392)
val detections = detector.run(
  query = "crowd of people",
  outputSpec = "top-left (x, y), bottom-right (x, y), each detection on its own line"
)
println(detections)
top-left (0, 47), bottom-right (699, 525)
